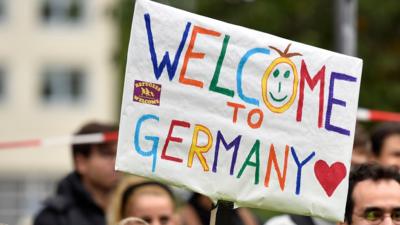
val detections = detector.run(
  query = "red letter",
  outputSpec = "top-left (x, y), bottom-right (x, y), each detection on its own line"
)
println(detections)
top-left (179, 26), bottom-right (221, 88)
top-left (296, 60), bottom-right (325, 128)
top-left (161, 120), bottom-right (190, 162)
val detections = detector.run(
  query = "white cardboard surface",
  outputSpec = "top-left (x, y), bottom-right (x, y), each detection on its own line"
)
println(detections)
top-left (116, 0), bottom-right (363, 221)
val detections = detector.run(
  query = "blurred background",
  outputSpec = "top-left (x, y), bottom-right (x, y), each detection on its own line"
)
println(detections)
top-left (0, 0), bottom-right (398, 224)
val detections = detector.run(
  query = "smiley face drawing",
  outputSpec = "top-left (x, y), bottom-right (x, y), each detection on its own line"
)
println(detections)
top-left (262, 44), bottom-right (302, 113)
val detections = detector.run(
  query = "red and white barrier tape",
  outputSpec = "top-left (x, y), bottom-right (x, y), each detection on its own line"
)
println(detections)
top-left (357, 108), bottom-right (400, 122)
top-left (0, 131), bottom-right (118, 150)
top-left (0, 108), bottom-right (399, 150)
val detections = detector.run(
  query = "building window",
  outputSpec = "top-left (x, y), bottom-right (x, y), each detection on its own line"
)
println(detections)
top-left (40, 66), bottom-right (86, 104)
top-left (0, 177), bottom-right (57, 225)
top-left (0, 67), bottom-right (5, 102)
top-left (0, 0), bottom-right (5, 23)
top-left (41, 0), bottom-right (85, 24)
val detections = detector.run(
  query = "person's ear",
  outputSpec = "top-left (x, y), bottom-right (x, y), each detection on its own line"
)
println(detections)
top-left (75, 154), bottom-right (89, 175)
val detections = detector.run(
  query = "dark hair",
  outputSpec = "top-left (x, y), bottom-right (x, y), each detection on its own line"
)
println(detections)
top-left (72, 122), bottom-right (117, 159)
top-left (345, 163), bottom-right (400, 224)
top-left (120, 181), bottom-right (175, 217)
top-left (370, 122), bottom-right (400, 157)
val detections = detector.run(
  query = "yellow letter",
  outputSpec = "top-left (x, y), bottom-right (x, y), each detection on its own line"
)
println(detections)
top-left (187, 124), bottom-right (213, 171)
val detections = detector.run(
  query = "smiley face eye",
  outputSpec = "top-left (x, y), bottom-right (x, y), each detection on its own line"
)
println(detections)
top-left (273, 69), bottom-right (280, 78)
top-left (284, 70), bottom-right (290, 78)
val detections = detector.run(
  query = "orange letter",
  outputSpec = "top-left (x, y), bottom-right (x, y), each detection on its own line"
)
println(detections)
top-left (227, 101), bottom-right (246, 123)
top-left (179, 26), bottom-right (221, 88)
top-left (247, 108), bottom-right (264, 129)
top-left (264, 144), bottom-right (289, 191)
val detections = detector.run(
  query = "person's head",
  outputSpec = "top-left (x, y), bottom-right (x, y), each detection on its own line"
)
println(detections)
top-left (371, 122), bottom-right (400, 168)
top-left (352, 123), bottom-right (372, 167)
top-left (73, 122), bottom-right (120, 191)
top-left (118, 217), bottom-right (150, 225)
top-left (343, 164), bottom-right (400, 225)
top-left (110, 177), bottom-right (177, 225)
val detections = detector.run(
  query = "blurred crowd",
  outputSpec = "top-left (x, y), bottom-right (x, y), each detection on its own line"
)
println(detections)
top-left (32, 121), bottom-right (400, 225)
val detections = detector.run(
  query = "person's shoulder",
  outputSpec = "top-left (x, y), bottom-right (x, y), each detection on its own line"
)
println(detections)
top-left (46, 195), bottom-right (72, 210)
top-left (33, 208), bottom-right (58, 225)
top-left (264, 215), bottom-right (297, 225)
top-left (33, 195), bottom-right (72, 225)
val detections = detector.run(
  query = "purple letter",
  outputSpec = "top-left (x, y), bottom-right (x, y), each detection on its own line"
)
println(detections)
top-left (212, 130), bottom-right (242, 175)
top-left (325, 72), bottom-right (357, 136)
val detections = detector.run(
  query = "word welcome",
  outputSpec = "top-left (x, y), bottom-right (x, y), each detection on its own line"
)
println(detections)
top-left (144, 13), bottom-right (357, 136)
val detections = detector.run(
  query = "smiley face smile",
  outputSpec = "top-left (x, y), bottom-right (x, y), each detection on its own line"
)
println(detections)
top-left (269, 92), bottom-right (288, 102)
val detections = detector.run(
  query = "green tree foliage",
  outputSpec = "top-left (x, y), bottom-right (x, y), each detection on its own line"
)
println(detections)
top-left (358, 0), bottom-right (400, 111)
top-left (114, 0), bottom-right (400, 112)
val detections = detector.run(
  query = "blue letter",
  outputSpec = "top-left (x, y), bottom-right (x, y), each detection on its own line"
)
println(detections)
top-left (144, 13), bottom-right (191, 81)
top-left (325, 72), bottom-right (357, 136)
top-left (291, 147), bottom-right (315, 195)
top-left (134, 114), bottom-right (160, 172)
top-left (237, 48), bottom-right (270, 106)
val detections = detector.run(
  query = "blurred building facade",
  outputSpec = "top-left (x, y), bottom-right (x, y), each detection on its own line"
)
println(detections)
top-left (0, 0), bottom-right (119, 224)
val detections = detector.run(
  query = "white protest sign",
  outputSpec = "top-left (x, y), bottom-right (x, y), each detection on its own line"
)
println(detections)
top-left (116, 0), bottom-right (363, 221)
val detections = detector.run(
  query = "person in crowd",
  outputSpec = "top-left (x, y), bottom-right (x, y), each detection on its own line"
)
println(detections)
top-left (108, 177), bottom-right (179, 225)
top-left (180, 192), bottom-right (260, 225)
top-left (118, 217), bottom-right (150, 225)
top-left (371, 122), bottom-right (400, 168)
top-left (34, 122), bottom-right (121, 225)
top-left (351, 123), bottom-right (372, 167)
top-left (340, 163), bottom-right (400, 225)
top-left (264, 211), bottom-right (334, 225)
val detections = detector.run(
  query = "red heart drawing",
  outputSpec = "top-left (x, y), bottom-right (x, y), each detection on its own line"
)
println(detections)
top-left (314, 160), bottom-right (347, 197)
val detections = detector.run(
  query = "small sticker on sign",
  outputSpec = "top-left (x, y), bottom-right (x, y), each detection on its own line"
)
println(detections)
top-left (133, 80), bottom-right (161, 106)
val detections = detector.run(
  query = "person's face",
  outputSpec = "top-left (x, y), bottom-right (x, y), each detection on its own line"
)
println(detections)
top-left (77, 142), bottom-right (121, 191)
top-left (351, 147), bottom-right (371, 167)
top-left (378, 134), bottom-right (400, 168)
top-left (126, 194), bottom-right (176, 225)
top-left (349, 179), bottom-right (400, 225)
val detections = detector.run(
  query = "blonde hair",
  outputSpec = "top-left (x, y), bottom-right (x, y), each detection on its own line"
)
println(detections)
top-left (118, 217), bottom-right (149, 225)
top-left (107, 176), bottom-right (175, 225)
